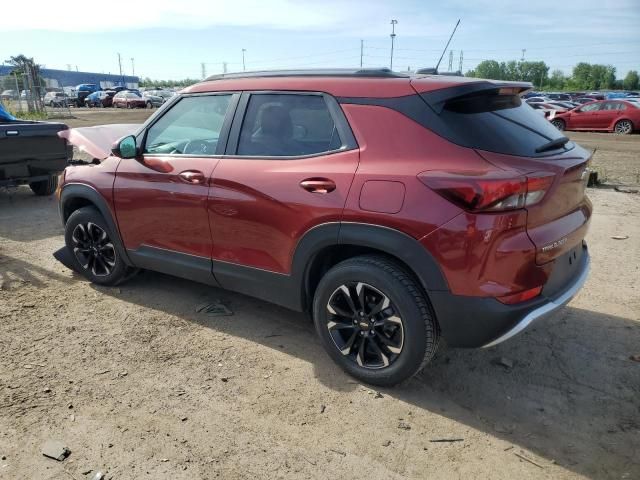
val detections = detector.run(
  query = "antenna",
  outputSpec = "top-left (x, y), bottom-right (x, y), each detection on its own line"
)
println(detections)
top-left (434, 19), bottom-right (460, 73)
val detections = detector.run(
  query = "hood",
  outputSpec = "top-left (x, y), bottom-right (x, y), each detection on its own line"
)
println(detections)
top-left (58, 123), bottom-right (140, 160)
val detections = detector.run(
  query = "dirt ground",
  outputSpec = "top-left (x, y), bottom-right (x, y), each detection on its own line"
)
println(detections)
top-left (0, 110), bottom-right (639, 479)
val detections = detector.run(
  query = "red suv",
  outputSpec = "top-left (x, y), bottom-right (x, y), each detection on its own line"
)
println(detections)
top-left (57, 69), bottom-right (591, 386)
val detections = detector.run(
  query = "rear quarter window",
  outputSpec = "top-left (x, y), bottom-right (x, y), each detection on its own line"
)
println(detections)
top-left (424, 90), bottom-right (572, 157)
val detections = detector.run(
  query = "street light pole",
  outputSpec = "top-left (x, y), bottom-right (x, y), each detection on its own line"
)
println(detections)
top-left (390, 19), bottom-right (398, 70)
top-left (131, 58), bottom-right (135, 77)
top-left (242, 49), bottom-right (246, 71)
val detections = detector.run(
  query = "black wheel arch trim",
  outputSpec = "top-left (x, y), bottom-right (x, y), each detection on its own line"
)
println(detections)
top-left (59, 183), bottom-right (133, 266)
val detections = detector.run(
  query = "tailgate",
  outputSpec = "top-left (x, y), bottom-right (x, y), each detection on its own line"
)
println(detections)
top-left (0, 121), bottom-right (70, 166)
top-left (477, 146), bottom-right (592, 264)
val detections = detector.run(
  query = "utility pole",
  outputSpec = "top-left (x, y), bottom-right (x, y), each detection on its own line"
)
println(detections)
top-left (131, 57), bottom-right (135, 76)
top-left (66, 64), bottom-right (72, 71)
top-left (521, 49), bottom-right (526, 62)
top-left (448, 50), bottom-right (453, 71)
top-left (360, 40), bottom-right (364, 68)
top-left (117, 53), bottom-right (123, 77)
top-left (389, 19), bottom-right (398, 70)
top-left (222, 62), bottom-right (228, 74)
top-left (458, 50), bottom-right (463, 73)
top-left (201, 63), bottom-right (206, 79)
top-left (242, 49), bottom-right (246, 71)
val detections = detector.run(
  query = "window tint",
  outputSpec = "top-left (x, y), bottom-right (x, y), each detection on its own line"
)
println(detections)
top-left (237, 94), bottom-right (341, 157)
top-left (144, 95), bottom-right (232, 155)
top-left (426, 91), bottom-right (571, 157)
top-left (602, 102), bottom-right (626, 111)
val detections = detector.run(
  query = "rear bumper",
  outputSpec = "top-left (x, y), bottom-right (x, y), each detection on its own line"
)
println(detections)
top-left (429, 242), bottom-right (590, 348)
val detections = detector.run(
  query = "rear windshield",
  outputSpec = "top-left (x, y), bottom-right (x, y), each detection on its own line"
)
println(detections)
top-left (425, 90), bottom-right (572, 157)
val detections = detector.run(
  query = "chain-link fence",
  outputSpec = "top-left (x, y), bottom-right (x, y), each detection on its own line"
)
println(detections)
top-left (1, 69), bottom-right (73, 119)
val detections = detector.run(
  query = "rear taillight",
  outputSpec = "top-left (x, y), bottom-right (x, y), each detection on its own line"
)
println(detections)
top-left (418, 170), bottom-right (555, 212)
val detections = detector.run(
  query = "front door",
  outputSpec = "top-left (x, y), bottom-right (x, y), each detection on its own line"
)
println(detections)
top-left (113, 93), bottom-right (238, 281)
top-left (208, 92), bottom-right (359, 281)
top-left (570, 102), bottom-right (601, 128)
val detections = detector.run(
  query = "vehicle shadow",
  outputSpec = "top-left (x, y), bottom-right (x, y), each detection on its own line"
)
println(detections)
top-left (0, 186), bottom-right (62, 242)
top-left (92, 270), bottom-right (639, 480)
top-left (0, 253), bottom-right (76, 289)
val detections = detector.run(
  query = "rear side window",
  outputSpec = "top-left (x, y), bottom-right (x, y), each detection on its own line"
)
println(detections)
top-left (579, 103), bottom-right (601, 112)
top-left (237, 94), bottom-right (341, 157)
top-left (428, 90), bottom-right (572, 157)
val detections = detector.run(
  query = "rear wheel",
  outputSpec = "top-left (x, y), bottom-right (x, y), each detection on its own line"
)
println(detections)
top-left (127, 102), bottom-right (133, 109)
top-left (29, 175), bottom-right (58, 196)
top-left (551, 118), bottom-right (566, 131)
top-left (614, 119), bottom-right (633, 135)
top-left (64, 207), bottom-right (129, 286)
top-left (146, 101), bottom-right (153, 109)
top-left (313, 255), bottom-right (439, 386)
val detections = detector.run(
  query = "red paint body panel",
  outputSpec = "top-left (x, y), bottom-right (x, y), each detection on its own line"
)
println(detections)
top-left (209, 149), bottom-right (360, 273)
top-left (113, 156), bottom-right (220, 258)
top-left (63, 156), bottom-right (121, 216)
top-left (420, 210), bottom-right (552, 297)
top-left (359, 180), bottom-right (405, 214)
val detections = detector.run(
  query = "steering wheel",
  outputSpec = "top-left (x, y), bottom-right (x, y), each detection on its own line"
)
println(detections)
top-left (182, 140), bottom-right (210, 155)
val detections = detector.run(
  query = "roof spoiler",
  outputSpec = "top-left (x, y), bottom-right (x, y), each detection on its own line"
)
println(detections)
top-left (415, 80), bottom-right (533, 114)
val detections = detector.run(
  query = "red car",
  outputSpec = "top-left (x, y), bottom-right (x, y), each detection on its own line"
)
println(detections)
top-left (57, 69), bottom-right (591, 386)
top-left (112, 91), bottom-right (152, 109)
top-left (550, 99), bottom-right (639, 134)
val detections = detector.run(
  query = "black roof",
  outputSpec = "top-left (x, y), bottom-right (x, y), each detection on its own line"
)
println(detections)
top-left (204, 68), bottom-right (410, 82)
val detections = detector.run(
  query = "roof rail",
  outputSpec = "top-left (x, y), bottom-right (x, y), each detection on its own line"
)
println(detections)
top-left (415, 68), bottom-right (463, 76)
top-left (204, 68), bottom-right (409, 82)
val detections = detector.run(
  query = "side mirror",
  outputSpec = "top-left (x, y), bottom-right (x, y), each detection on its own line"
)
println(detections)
top-left (112, 135), bottom-right (138, 159)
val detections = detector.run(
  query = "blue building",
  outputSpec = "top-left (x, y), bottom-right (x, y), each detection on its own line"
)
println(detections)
top-left (0, 66), bottom-right (139, 90)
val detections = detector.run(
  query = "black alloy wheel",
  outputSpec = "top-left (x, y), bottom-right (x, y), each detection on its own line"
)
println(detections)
top-left (71, 222), bottom-right (117, 277)
top-left (326, 282), bottom-right (404, 369)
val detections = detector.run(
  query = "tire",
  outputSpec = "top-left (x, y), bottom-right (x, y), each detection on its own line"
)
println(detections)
top-left (312, 255), bottom-right (439, 387)
top-left (29, 175), bottom-right (58, 196)
top-left (146, 101), bottom-right (153, 109)
top-left (127, 102), bottom-right (133, 109)
top-left (551, 118), bottom-right (565, 131)
top-left (64, 206), bottom-right (129, 286)
top-left (614, 119), bottom-right (633, 135)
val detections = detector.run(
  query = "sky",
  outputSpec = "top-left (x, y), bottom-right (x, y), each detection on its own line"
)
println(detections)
top-left (2, 0), bottom-right (639, 81)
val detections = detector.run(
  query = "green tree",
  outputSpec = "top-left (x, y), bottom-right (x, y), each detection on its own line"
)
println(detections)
top-left (623, 70), bottom-right (639, 90)
top-left (548, 69), bottom-right (566, 90)
top-left (519, 61), bottom-right (549, 87)
top-left (469, 60), bottom-right (504, 80)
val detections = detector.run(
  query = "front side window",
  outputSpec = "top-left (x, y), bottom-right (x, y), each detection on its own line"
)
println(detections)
top-left (144, 95), bottom-right (232, 156)
top-left (237, 94), bottom-right (341, 157)
top-left (579, 103), bottom-right (601, 112)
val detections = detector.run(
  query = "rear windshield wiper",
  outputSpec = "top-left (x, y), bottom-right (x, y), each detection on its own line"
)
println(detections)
top-left (535, 136), bottom-right (569, 153)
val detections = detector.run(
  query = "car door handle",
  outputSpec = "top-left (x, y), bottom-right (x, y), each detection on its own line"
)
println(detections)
top-left (5, 130), bottom-right (19, 136)
top-left (300, 178), bottom-right (336, 194)
top-left (178, 170), bottom-right (206, 184)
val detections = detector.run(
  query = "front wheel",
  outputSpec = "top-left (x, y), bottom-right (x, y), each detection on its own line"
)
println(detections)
top-left (64, 206), bottom-right (129, 286)
top-left (29, 175), bottom-right (58, 196)
top-left (551, 118), bottom-right (566, 131)
top-left (146, 101), bottom-right (153, 109)
top-left (614, 119), bottom-right (633, 135)
top-left (313, 255), bottom-right (439, 387)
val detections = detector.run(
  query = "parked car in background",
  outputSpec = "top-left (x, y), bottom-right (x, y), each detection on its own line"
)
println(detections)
top-left (142, 92), bottom-right (164, 108)
top-left (547, 101), bottom-right (576, 110)
top-left (145, 89), bottom-right (175, 101)
top-left (525, 96), bottom-right (551, 104)
top-left (85, 91), bottom-right (115, 108)
top-left (546, 93), bottom-right (572, 101)
top-left (550, 99), bottom-right (638, 134)
top-left (1, 90), bottom-right (18, 100)
top-left (74, 84), bottom-right (100, 107)
top-left (57, 70), bottom-right (591, 386)
top-left (112, 91), bottom-right (151, 109)
top-left (44, 91), bottom-right (70, 107)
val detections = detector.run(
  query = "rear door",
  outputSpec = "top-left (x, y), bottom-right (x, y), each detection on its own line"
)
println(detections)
top-left (208, 91), bottom-right (359, 281)
top-left (592, 101), bottom-right (625, 129)
top-left (113, 93), bottom-right (238, 281)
